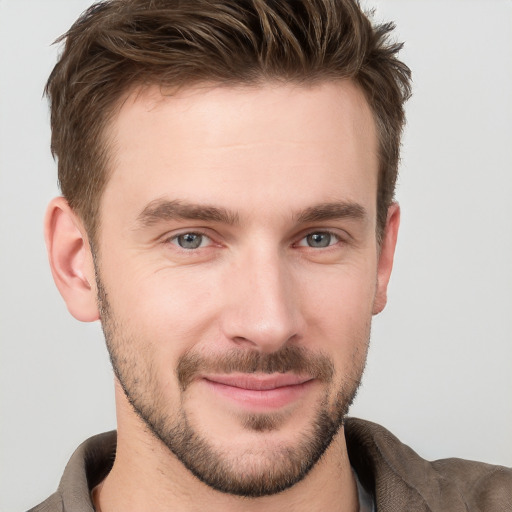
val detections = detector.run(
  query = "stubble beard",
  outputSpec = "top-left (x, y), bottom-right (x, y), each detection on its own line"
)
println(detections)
top-left (96, 275), bottom-right (367, 497)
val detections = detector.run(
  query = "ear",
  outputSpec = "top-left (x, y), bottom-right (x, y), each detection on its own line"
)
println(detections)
top-left (44, 197), bottom-right (99, 322)
top-left (373, 202), bottom-right (400, 315)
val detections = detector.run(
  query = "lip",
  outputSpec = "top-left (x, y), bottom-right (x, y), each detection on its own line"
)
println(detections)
top-left (200, 373), bottom-right (315, 410)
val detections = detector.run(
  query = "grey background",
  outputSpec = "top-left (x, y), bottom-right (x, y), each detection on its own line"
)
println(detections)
top-left (1, 1), bottom-right (511, 510)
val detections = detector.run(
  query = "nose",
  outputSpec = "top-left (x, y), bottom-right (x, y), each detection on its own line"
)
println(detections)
top-left (220, 247), bottom-right (303, 353)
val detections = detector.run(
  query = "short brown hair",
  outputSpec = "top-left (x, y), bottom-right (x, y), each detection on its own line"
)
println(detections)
top-left (45, 0), bottom-right (411, 242)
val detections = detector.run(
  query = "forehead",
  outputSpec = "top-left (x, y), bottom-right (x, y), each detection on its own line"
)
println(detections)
top-left (114, 80), bottom-right (376, 153)
top-left (102, 80), bottom-right (378, 225)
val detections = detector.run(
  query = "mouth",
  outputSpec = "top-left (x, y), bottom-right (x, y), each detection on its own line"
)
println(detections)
top-left (200, 373), bottom-right (316, 411)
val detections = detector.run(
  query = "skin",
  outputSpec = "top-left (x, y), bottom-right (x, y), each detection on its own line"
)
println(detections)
top-left (45, 80), bottom-right (400, 512)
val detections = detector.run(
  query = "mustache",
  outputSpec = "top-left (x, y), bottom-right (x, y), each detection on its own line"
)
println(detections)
top-left (177, 345), bottom-right (334, 391)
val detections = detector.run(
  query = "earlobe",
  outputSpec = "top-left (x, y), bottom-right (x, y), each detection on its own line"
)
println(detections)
top-left (44, 197), bottom-right (99, 322)
top-left (373, 203), bottom-right (400, 315)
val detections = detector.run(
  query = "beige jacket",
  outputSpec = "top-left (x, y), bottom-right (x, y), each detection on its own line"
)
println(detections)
top-left (29, 418), bottom-right (512, 511)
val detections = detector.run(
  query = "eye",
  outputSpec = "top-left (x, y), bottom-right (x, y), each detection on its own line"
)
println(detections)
top-left (298, 231), bottom-right (339, 248)
top-left (171, 232), bottom-right (211, 250)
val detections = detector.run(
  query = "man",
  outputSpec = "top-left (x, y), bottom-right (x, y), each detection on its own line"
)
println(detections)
top-left (26, 0), bottom-right (511, 511)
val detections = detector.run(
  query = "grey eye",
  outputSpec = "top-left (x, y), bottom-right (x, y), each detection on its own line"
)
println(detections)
top-left (176, 233), bottom-right (204, 249)
top-left (306, 232), bottom-right (333, 248)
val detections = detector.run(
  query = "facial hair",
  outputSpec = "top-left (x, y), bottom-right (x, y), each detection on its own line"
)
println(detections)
top-left (96, 273), bottom-right (366, 497)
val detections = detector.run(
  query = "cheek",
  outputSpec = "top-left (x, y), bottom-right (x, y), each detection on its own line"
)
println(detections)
top-left (104, 264), bottom-right (223, 355)
top-left (301, 259), bottom-right (377, 321)
top-left (299, 262), bottom-right (376, 359)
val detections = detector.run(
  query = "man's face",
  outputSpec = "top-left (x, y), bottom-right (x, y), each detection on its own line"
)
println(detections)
top-left (94, 81), bottom-right (391, 496)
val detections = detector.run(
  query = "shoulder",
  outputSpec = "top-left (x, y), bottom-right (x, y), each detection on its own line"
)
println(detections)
top-left (27, 492), bottom-right (63, 512)
top-left (345, 418), bottom-right (512, 512)
top-left (26, 431), bottom-right (116, 512)
top-left (431, 456), bottom-right (512, 510)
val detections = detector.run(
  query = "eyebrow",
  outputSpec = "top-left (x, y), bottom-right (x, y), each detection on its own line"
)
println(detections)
top-left (136, 198), bottom-right (367, 229)
top-left (136, 199), bottom-right (240, 227)
top-left (295, 202), bottom-right (367, 224)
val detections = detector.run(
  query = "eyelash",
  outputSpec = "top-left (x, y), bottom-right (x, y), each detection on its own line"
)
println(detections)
top-left (166, 231), bottom-right (214, 250)
top-left (164, 229), bottom-right (344, 252)
top-left (295, 231), bottom-right (342, 249)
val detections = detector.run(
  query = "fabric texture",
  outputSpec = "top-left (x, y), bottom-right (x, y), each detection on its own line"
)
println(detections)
top-left (28, 418), bottom-right (512, 512)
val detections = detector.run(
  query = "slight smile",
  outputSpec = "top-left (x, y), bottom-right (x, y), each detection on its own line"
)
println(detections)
top-left (201, 373), bottom-right (316, 411)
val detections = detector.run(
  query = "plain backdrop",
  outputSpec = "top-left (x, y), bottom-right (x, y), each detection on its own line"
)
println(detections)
top-left (1, 1), bottom-right (511, 510)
